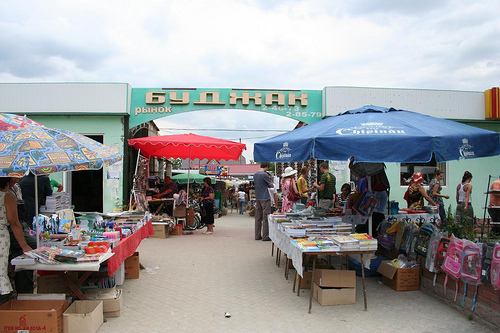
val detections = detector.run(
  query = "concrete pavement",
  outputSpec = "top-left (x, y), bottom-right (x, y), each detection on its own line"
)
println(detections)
top-left (98, 212), bottom-right (495, 333)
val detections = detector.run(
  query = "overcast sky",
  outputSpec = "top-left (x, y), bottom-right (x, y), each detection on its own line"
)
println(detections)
top-left (1, 0), bottom-right (499, 161)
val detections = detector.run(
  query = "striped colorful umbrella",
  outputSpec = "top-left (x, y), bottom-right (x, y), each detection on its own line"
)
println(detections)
top-left (0, 113), bottom-right (122, 177)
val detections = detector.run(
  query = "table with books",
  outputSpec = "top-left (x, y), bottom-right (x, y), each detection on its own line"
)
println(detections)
top-left (268, 214), bottom-right (377, 313)
top-left (13, 213), bottom-right (154, 300)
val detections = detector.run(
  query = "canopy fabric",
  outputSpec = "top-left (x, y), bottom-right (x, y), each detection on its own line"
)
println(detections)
top-left (128, 133), bottom-right (246, 161)
top-left (171, 173), bottom-right (213, 184)
top-left (254, 105), bottom-right (500, 163)
top-left (0, 113), bottom-right (122, 177)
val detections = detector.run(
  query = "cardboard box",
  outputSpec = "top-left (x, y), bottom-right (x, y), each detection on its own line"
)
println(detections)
top-left (37, 272), bottom-right (79, 294)
top-left (174, 204), bottom-right (186, 217)
top-left (0, 299), bottom-right (68, 333)
top-left (82, 288), bottom-right (123, 318)
top-left (151, 223), bottom-right (169, 239)
top-left (186, 208), bottom-right (195, 226)
top-left (377, 260), bottom-right (421, 291)
top-left (313, 282), bottom-right (356, 306)
top-left (63, 300), bottom-right (103, 333)
top-left (124, 252), bottom-right (140, 279)
top-left (313, 269), bottom-right (356, 288)
top-left (103, 289), bottom-right (123, 318)
top-left (298, 271), bottom-right (313, 289)
top-left (170, 225), bottom-right (183, 236)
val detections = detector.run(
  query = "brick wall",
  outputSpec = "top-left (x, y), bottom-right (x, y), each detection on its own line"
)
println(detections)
top-left (420, 268), bottom-right (500, 330)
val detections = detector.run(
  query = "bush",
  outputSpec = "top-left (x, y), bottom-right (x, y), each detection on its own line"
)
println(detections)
top-left (444, 205), bottom-right (476, 240)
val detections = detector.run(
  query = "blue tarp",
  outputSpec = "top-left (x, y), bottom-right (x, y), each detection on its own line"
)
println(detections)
top-left (254, 105), bottom-right (500, 163)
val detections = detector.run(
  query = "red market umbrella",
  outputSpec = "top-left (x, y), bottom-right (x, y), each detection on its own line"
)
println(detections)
top-left (128, 133), bottom-right (246, 203)
top-left (128, 133), bottom-right (246, 161)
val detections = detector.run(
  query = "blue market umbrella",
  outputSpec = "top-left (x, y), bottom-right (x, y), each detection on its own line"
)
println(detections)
top-left (254, 105), bottom-right (500, 163)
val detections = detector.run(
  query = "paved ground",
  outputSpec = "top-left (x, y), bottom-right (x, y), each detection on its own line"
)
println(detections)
top-left (98, 212), bottom-right (495, 333)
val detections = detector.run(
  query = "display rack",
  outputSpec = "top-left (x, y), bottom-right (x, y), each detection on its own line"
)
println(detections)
top-left (129, 152), bottom-right (149, 212)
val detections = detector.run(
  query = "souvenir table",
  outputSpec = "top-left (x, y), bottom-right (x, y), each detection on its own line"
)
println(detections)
top-left (14, 216), bottom-right (154, 300)
top-left (268, 215), bottom-right (375, 313)
top-left (15, 252), bottom-right (114, 300)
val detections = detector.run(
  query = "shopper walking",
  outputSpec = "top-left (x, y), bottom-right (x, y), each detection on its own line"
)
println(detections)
top-left (237, 187), bottom-right (247, 214)
top-left (455, 171), bottom-right (473, 226)
top-left (297, 166), bottom-right (313, 205)
top-left (253, 163), bottom-right (274, 241)
top-left (281, 166), bottom-right (299, 213)
top-left (313, 162), bottom-right (336, 211)
top-left (200, 177), bottom-right (215, 235)
top-left (427, 168), bottom-right (450, 226)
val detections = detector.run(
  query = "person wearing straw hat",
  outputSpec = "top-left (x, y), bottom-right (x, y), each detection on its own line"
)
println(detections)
top-left (405, 171), bottom-right (437, 209)
top-left (281, 166), bottom-right (299, 213)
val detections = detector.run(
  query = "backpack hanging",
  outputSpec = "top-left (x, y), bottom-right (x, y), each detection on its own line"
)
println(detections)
top-left (394, 217), bottom-right (409, 251)
top-left (425, 229), bottom-right (448, 286)
top-left (414, 223), bottom-right (436, 257)
top-left (491, 243), bottom-right (500, 290)
top-left (399, 221), bottom-right (417, 256)
top-left (434, 236), bottom-right (451, 272)
top-left (460, 241), bottom-right (482, 311)
top-left (376, 220), bottom-right (396, 250)
top-left (441, 236), bottom-right (465, 302)
top-left (481, 242), bottom-right (496, 285)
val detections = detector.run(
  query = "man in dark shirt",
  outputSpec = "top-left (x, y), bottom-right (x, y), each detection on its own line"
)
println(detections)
top-left (153, 176), bottom-right (178, 215)
top-left (19, 173), bottom-right (53, 226)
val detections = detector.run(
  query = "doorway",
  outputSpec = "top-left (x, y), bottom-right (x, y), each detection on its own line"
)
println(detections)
top-left (71, 135), bottom-right (104, 212)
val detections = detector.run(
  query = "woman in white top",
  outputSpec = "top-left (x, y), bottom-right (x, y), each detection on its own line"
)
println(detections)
top-left (455, 171), bottom-right (473, 225)
top-left (0, 177), bottom-right (32, 297)
top-left (237, 188), bottom-right (247, 215)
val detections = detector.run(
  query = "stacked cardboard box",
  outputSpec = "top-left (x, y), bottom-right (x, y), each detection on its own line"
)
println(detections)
top-left (312, 269), bottom-right (356, 305)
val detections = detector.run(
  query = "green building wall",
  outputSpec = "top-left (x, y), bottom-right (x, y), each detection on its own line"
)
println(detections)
top-left (29, 115), bottom-right (124, 213)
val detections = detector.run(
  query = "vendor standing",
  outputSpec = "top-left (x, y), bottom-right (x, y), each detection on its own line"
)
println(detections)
top-left (200, 177), bottom-right (215, 235)
top-left (153, 176), bottom-right (178, 216)
top-left (313, 162), bottom-right (336, 211)
top-left (19, 173), bottom-right (52, 226)
top-left (488, 175), bottom-right (500, 233)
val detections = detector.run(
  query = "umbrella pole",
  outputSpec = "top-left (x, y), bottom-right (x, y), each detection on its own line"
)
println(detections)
top-left (186, 147), bottom-right (191, 207)
top-left (368, 176), bottom-right (372, 236)
top-left (35, 174), bottom-right (40, 248)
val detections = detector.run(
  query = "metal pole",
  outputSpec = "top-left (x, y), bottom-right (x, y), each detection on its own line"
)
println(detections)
top-left (35, 173), bottom-right (39, 248)
top-left (482, 175), bottom-right (492, 241)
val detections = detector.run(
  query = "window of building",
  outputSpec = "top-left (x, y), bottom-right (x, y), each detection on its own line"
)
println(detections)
top-left (400, 156), bottom-right (446, 186)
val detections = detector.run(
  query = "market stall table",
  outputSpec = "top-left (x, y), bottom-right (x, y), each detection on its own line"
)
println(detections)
top-left (268, 215), bottom-right (375, 313)
top-left (147, 198), bottom-right (173, 215)
top-left (14, 252), bottom-right (114, 300)
top-left (13, 219), bottom-right (153, 300)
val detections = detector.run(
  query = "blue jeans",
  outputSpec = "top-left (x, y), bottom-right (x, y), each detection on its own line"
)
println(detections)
top-left (238, 200), bottom-right (245, 214)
